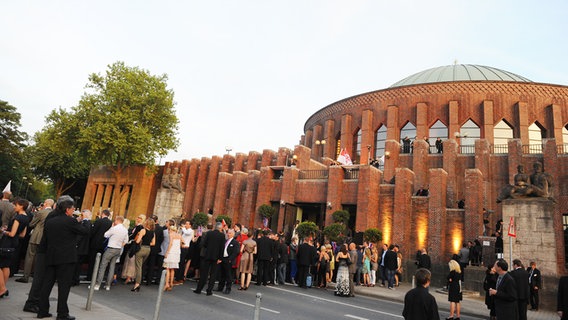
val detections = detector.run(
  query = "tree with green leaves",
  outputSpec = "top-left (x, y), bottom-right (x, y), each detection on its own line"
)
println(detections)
top-left (363, 228), bottom-right (382, 244)
top-left (332, 210), bottom-right (350, 224)
top-left (29, 108), bottom-right (91, 197)
top-left (74, 61), bottom-right (179, 214)
top-left (0, 100), bottom-right (30, 195)
top-left (295, 221), bottom-right (318, 240)
top-left (215, 214), bottom-right (232, 228)
top-left (191, 212), bottom-right (208, 228)
top-left (323, 223), bottom-right (346, 242)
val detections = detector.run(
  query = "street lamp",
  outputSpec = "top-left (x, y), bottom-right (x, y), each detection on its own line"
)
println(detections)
top-left (25, 182), bottom-right (32, 199)
top-left (18, 176), bottom-right (27, 196)
top-left (225, 146), bottom-right (232, 155)
top-left (315, 139), bottom-right (326, 158)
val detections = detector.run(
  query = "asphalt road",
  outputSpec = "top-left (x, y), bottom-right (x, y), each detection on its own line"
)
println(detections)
top-left (76, 281), bottom-right (485, 320)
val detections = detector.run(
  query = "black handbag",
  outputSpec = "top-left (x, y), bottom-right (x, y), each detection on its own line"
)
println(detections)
top-left (0, 247), bottom-right (15, 259)
top-left (128, 243), bottom-right (141, 258)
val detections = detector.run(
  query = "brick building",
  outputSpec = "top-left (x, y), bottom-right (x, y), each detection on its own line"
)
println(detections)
top-left (83, 64), bottom-right (568, 277)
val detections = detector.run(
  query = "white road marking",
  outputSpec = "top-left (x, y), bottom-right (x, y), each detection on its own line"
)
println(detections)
top-left (268, 286), bottom-right (404, 318)
top-left (345, 314), bottom-right (369, 320)
top-left (197, 290), bottom-right (280, 314)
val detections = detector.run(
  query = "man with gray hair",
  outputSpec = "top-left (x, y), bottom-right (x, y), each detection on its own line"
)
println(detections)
top-left (17, 199), bottom-right (54, 283)
top-left (193, 222), bottom-right (225, 296)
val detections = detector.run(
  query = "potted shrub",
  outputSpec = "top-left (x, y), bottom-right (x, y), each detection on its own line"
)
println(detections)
top-left (191, 212), bottom-right (208, 228)
top-left (332, 210), bottom-right (350, 224)
top-left (323, 223), bottom-right (346, 242)
top-left (215, 214), bottom-right (232, 228)
top-left (296, 221), bottom-right (319, 240)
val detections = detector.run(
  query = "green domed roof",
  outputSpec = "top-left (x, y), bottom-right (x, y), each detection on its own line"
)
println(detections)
top-left (390, 64), bottom-right (532, 88)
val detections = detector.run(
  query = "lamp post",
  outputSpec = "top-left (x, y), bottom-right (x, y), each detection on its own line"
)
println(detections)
top-left (225, 146), bottom-right (232, 155)
top-left (25, 182), bottom-right (32, 199)
top-left (19, 176), bottom-right (27, 196)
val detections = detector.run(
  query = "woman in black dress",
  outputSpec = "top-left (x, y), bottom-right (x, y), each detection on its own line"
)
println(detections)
top-left (0, 199), bottom-right (30, 298)
top-left (483, 265), bottom-right (497, 320)
top-left (447, 259), bottom-right (462, 320)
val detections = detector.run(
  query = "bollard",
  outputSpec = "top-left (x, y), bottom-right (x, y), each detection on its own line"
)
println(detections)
top-left (86, 252), bottom-right (101, 311)
top-left (253, 292), bottom-right (262, 320)
top-left (152, 269), bottom-right (167, 320)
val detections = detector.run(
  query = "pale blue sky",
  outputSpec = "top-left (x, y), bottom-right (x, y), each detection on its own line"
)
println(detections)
top-left (2, 1), bottom-right (567, 162)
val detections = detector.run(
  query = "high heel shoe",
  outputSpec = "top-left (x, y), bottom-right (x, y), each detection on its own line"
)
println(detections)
top-left (238, 287), bottom-right (244, 290)
top-left (0, 290), bottom-right (9, 298)
top-left (131, 285), bottom-right (140, 292)
top-left (244, 286), bottom-right (248, 290)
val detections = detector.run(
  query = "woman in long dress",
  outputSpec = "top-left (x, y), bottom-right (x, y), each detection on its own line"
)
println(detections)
top-left (163, 224), bottom-right (182, 291)
top-left (122, 215), bottom-right (145, 284)
top-left (447, 259), bottom-right (463, 320)
top-left (334, 243), bottom-right (351, 296)
top-left (238, 229), bottom-right (256, 290)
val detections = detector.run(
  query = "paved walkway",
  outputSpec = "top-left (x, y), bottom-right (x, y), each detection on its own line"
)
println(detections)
top-left (0, 277), bottom-right (558, 319)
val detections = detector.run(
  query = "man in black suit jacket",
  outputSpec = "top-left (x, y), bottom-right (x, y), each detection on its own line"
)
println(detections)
top-left (510, 259), bottom-right (529, 320)
top-left (296, 237), bottom-right (317, 288)
top-left (73, 209), bottom-right (92, 285)
top-left (145, 215), bottom-right (163, 285)
top-left (402, 268), bottom-right (439, 320)
top-left (489, 259), bottom-right (518, 320)
top-left (527, 261), bottom-right (541, 311)
top-left (216, 228), bottom-right (240, 294)
top-left (558, 276), bottom-right (568, 320)
top-left (86, 209), bottom-right (112, 281)
top-left (194, 222), bottom-right (225, 295)
top-left (38, 196), bottom-right (89, 320)
top-left (255, 230), bottom-right (273, 286)
top-left (384, 244), bottom-right (399, 289)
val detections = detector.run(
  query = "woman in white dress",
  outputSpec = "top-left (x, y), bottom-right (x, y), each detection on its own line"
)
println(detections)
top-left (334, 243), bottom-right (351, 296)
top-left (163, 224), bottom-right (182, 291)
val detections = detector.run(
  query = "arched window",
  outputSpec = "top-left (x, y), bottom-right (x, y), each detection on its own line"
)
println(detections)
top-left (494, 120), bottom-right (514, 153)
top-left (352, 128), bottom-right (362, 164)
top-left (562, 125), bottom-right (568, 153)
top-left (400, 122), bottom-right (416, 142)
top-left (375, 125), bottom-right (387, 159)
top-left (528, 122), bottom-right (546, 153)
top-left (429, 120), bottom-right (448, 153)
top-left (459, 119), bottom-right (480, 146)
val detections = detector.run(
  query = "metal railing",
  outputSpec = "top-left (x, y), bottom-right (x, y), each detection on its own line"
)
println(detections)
top-left (522, 144), bottom-right (543, 154)
top-left (298, 170), bottom-right (329, 180)
top-left (491, 144), bottom-right (509, 154)
top-left (344, 167), bottom-right (360, 180)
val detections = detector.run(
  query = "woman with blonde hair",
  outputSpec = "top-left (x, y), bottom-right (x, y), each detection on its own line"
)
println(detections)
top-left (163, 224), bottom-right (182, 291)
top-left (447, 259), bottom-right (463, 320)
top-left (238, 228), bottom-right (256, 290)
top-left (370, 246), bottom-right (379, 287)
top-left (122, 215), bottom-right (144, 284)
top-left (326, 244), bottom-right (334, 284)
top-left (132, 216), bottom-right (156, 292)
top-left (362, 247), bottom-right (371, 286)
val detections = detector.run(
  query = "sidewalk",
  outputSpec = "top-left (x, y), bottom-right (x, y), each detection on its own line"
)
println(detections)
top-left (350, 281), bottom-right (557, 320)
top-left (0, 277), bottom-right (139, 320)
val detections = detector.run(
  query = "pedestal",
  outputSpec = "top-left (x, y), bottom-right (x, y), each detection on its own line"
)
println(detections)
top-left (153, 188), bottom-right (185, 223)
top-left (502, 198), bottom-right (557, 276)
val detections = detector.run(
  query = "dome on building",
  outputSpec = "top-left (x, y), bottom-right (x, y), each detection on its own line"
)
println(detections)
top-left (389, 64), bottom-right (532, 88)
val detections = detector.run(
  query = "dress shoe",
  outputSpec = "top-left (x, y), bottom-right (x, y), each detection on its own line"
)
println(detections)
top-left (215, 287), bottom-right (224, 292)
top-left (131, 285), bottom-right (140, 292)
top-left (37, 313), bottom-right (53, 318)
top-left (193, 289), bottom-right (201, 294)
top-left (223, 288), bottom-right (231, 294)
top-left (23, 305), bottom-right (39, 313)
top-left (206, 290), bottom-right (212, 296)
top-left (56, 315), bottom-right (76, 320)
top-left (15, 277), bottom-right (29, 283)
top-left (0, 290), bottom-right (9, 298)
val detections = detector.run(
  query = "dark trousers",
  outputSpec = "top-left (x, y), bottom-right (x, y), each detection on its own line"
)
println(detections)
top-left (144, 251), bottom-right (159, 283)
top-left (196, 259), bottom-right (219, 293)
top-left (529, 287), bottom-right (539, 309)
top-left (87, 248), bottom-right (103, 281)
top-left (297, 265), bottom-right (310, 288)
top-left (25, 252), bottom-right (46, 309)
top-left (257, 260), bottom-right (270, 285)
top-left (73, 254), bottom-right (88, 284)
top-left (176, 247), bottom-right (190, 280)
top-left (518, 299), bottom-right (528, 320)
top-left (217, 260), bottom-right (233, 291)
top-left (380, 265), bottom-right (387, 285)
top-left (39, 262), bottom-right (75, 317)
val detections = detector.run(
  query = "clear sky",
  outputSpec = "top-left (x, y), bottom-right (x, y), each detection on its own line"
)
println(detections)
top-left (2, 1), bottom-right (567, 163)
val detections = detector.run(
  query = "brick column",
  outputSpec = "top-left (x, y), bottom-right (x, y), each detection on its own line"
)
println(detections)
top-left (464, 169), bottom-right (483, 241)
top-left (276, 147), bottom-right (292, 166)
top-left (356, 166), bottom-right (381, 231)
top-left (543, 138), bottom-right (564, 271)
top-left (214, 172), bottom-right (232, 216)
top-left (507, 139), bottom-right (523, 185)
top-left (361, 109), bottom-right (374, 164)
top-left (428, 168), bottom-right (448, 265)
top-left (416, 103), bottom-right (428, 139)
top-left (191, 157), bottom-right (210, 214)
top-left (325, 166), bottom-right (344, 226)
top-left (227, 171), bottom-right (248, 223)
top-left (448, 101), bottom-right (459, 140)
top-left (182, 159), bottom-right (200, 218)
top-left (383, 139), bottom-right (400, 183)
top-left (386, 105), bottom-right (399, 141)
top-left (203, 156), bottom-right (221, 212)
top-left (241, 171), bottom-right (260, 228)
top-left (260, 149), bottom-right (277, 167)
top-left (234, 153), bottom-right (246, 172)
top-left (412, 139), bottom-right (429, 192)
top-left (221, 154), bottom-right (234, 173)
top-left (549, 104), bottom-right (564, 144)
top-left (304, 129), bottom-right (314, 149)
top-left (279, 167), bottom-right (299, 229)
top-left (475, 139), bottom-right (491, 208)
top-left (255, 167), bottom-right (275, 227)
top-left (340, 114), bottom-right (353, 152)
top-left (324, 119), bottom-right (335, 159)
top-left (312, 124), bottom-right (323, 158)
top-left (246, 151), bottom-right (261, 171)
top-left (392, 168), bottom-right (414, 250)
top-left (294, 145), bottom-right (311, 169)
top-left (516, 102), bottom-right (529, 145)
top-left (482, 100), bottom-right (494, 141)
top-left (443, 139), bottom-right (458, 207)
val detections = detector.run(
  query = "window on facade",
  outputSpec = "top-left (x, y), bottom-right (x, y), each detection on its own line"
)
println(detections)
top-left (429, 120), bottom-right (448, 151)
top-left (459, 119), bottom-right (480, 146)
top-left (400, 122), bottom-right (416, 143)
top-left (375, 125), bottom-right (387, 159)
top-left (494, 120), bottom-right (514, 153)
top-left (529, 122), bottom-right (545, 145)
top-left (353, 128), bottom-right (361, 164)
top-left (562, 126), bottom-right (568, 153)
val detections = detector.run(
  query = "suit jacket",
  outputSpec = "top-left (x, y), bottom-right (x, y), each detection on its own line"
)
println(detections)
top-left (296, 242), bottom-right (317, 267)
top-left (44, 213), bottom-right (90, 266)
top-left (0, 199), bottom-right (15, 228)
top-left (151, 224), bottom-right (164, 254)
top-left (417, 254), bottom-right (432, 270)
top-left (510, 267), bottom-right (530, 301)
top-left (384, 250), bottom-right (398, 270)
top-left (348, 249), bottom-right (358, 273)
top-left (558, 276), bottom-right (568, 319)
top-left (202, 229), bottom-right (225, 261)
top-left (256, 236), bottom-right (273, 261)
top-left (402, 286), bottom-right (440, 320)
top-left (90, 217), bottom-right (112, 250)
top-left (28, 207), bottom-right (52, 244)
top-left (527, 267), bottom-right (542, 289)
top-left (494, 272), bottom-right (519, 320)
top-left (222, 238), bottom-right (240, 264)
top-left (76, 219), bottom-right (93, 255)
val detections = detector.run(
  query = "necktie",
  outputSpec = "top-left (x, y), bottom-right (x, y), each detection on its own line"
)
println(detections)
top-left (496, 275), bottom-right (503, 288)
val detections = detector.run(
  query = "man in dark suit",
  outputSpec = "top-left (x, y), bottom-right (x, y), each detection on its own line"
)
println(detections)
top-left (296, 236), bottom-right (317, 288)
top-left (558, 276), bottom-right (568, 320)
top-left (86, 209), bottom-right (112, 281)
top-left (145, 215), bottom-right (163, 285)
top-left (416, 248), bottom-right (431, 270)
top-left (194, 222), bottom-right (225, 295)
top-left (527, 261), bottom-right (541, 311)
top-left (402, 268), bottom-right (439, 320)
top-left (38, 195), bottom-right (89, 320)
top-left (489, 259), bottom-right (518, 320)
top-left (510, 259), bottom-right (529, 320)
top-left (216, 228), bottom-right (240, 294)
top-left (384, 244), bottom-right (399, 289)
top-left (73, 209), bottom-right (92, 285)
top-left (255, 230), bottom-right (273, 286)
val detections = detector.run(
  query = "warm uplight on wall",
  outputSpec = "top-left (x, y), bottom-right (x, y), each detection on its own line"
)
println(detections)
top-left (384, 151), bottom-right (391, 159)
top-left (327, 202), bottom-right (332, 209)
top-left (452, 229), bottom-right (463, 254)
top-left (280, 200), bottom-right (286, 207)
top-left (417, 215), bottom-right (428, 250)
top-left (454, 132), bottom-right (469, 138)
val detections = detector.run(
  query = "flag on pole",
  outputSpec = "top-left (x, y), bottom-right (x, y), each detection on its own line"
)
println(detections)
top-left (379, 155), bottom-right (385, 164)
top-left (2, 180), bottom-right (11, 193)
top-left (221, 219), bottom-right (227, 229)
top-left (337, 148), bottom-right (353, 165)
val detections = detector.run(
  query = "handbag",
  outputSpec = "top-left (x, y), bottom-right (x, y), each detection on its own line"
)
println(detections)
top-left (128, 242), bottom-right (141, 258)
top-left (0, 247), bottom-right (15, 259)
